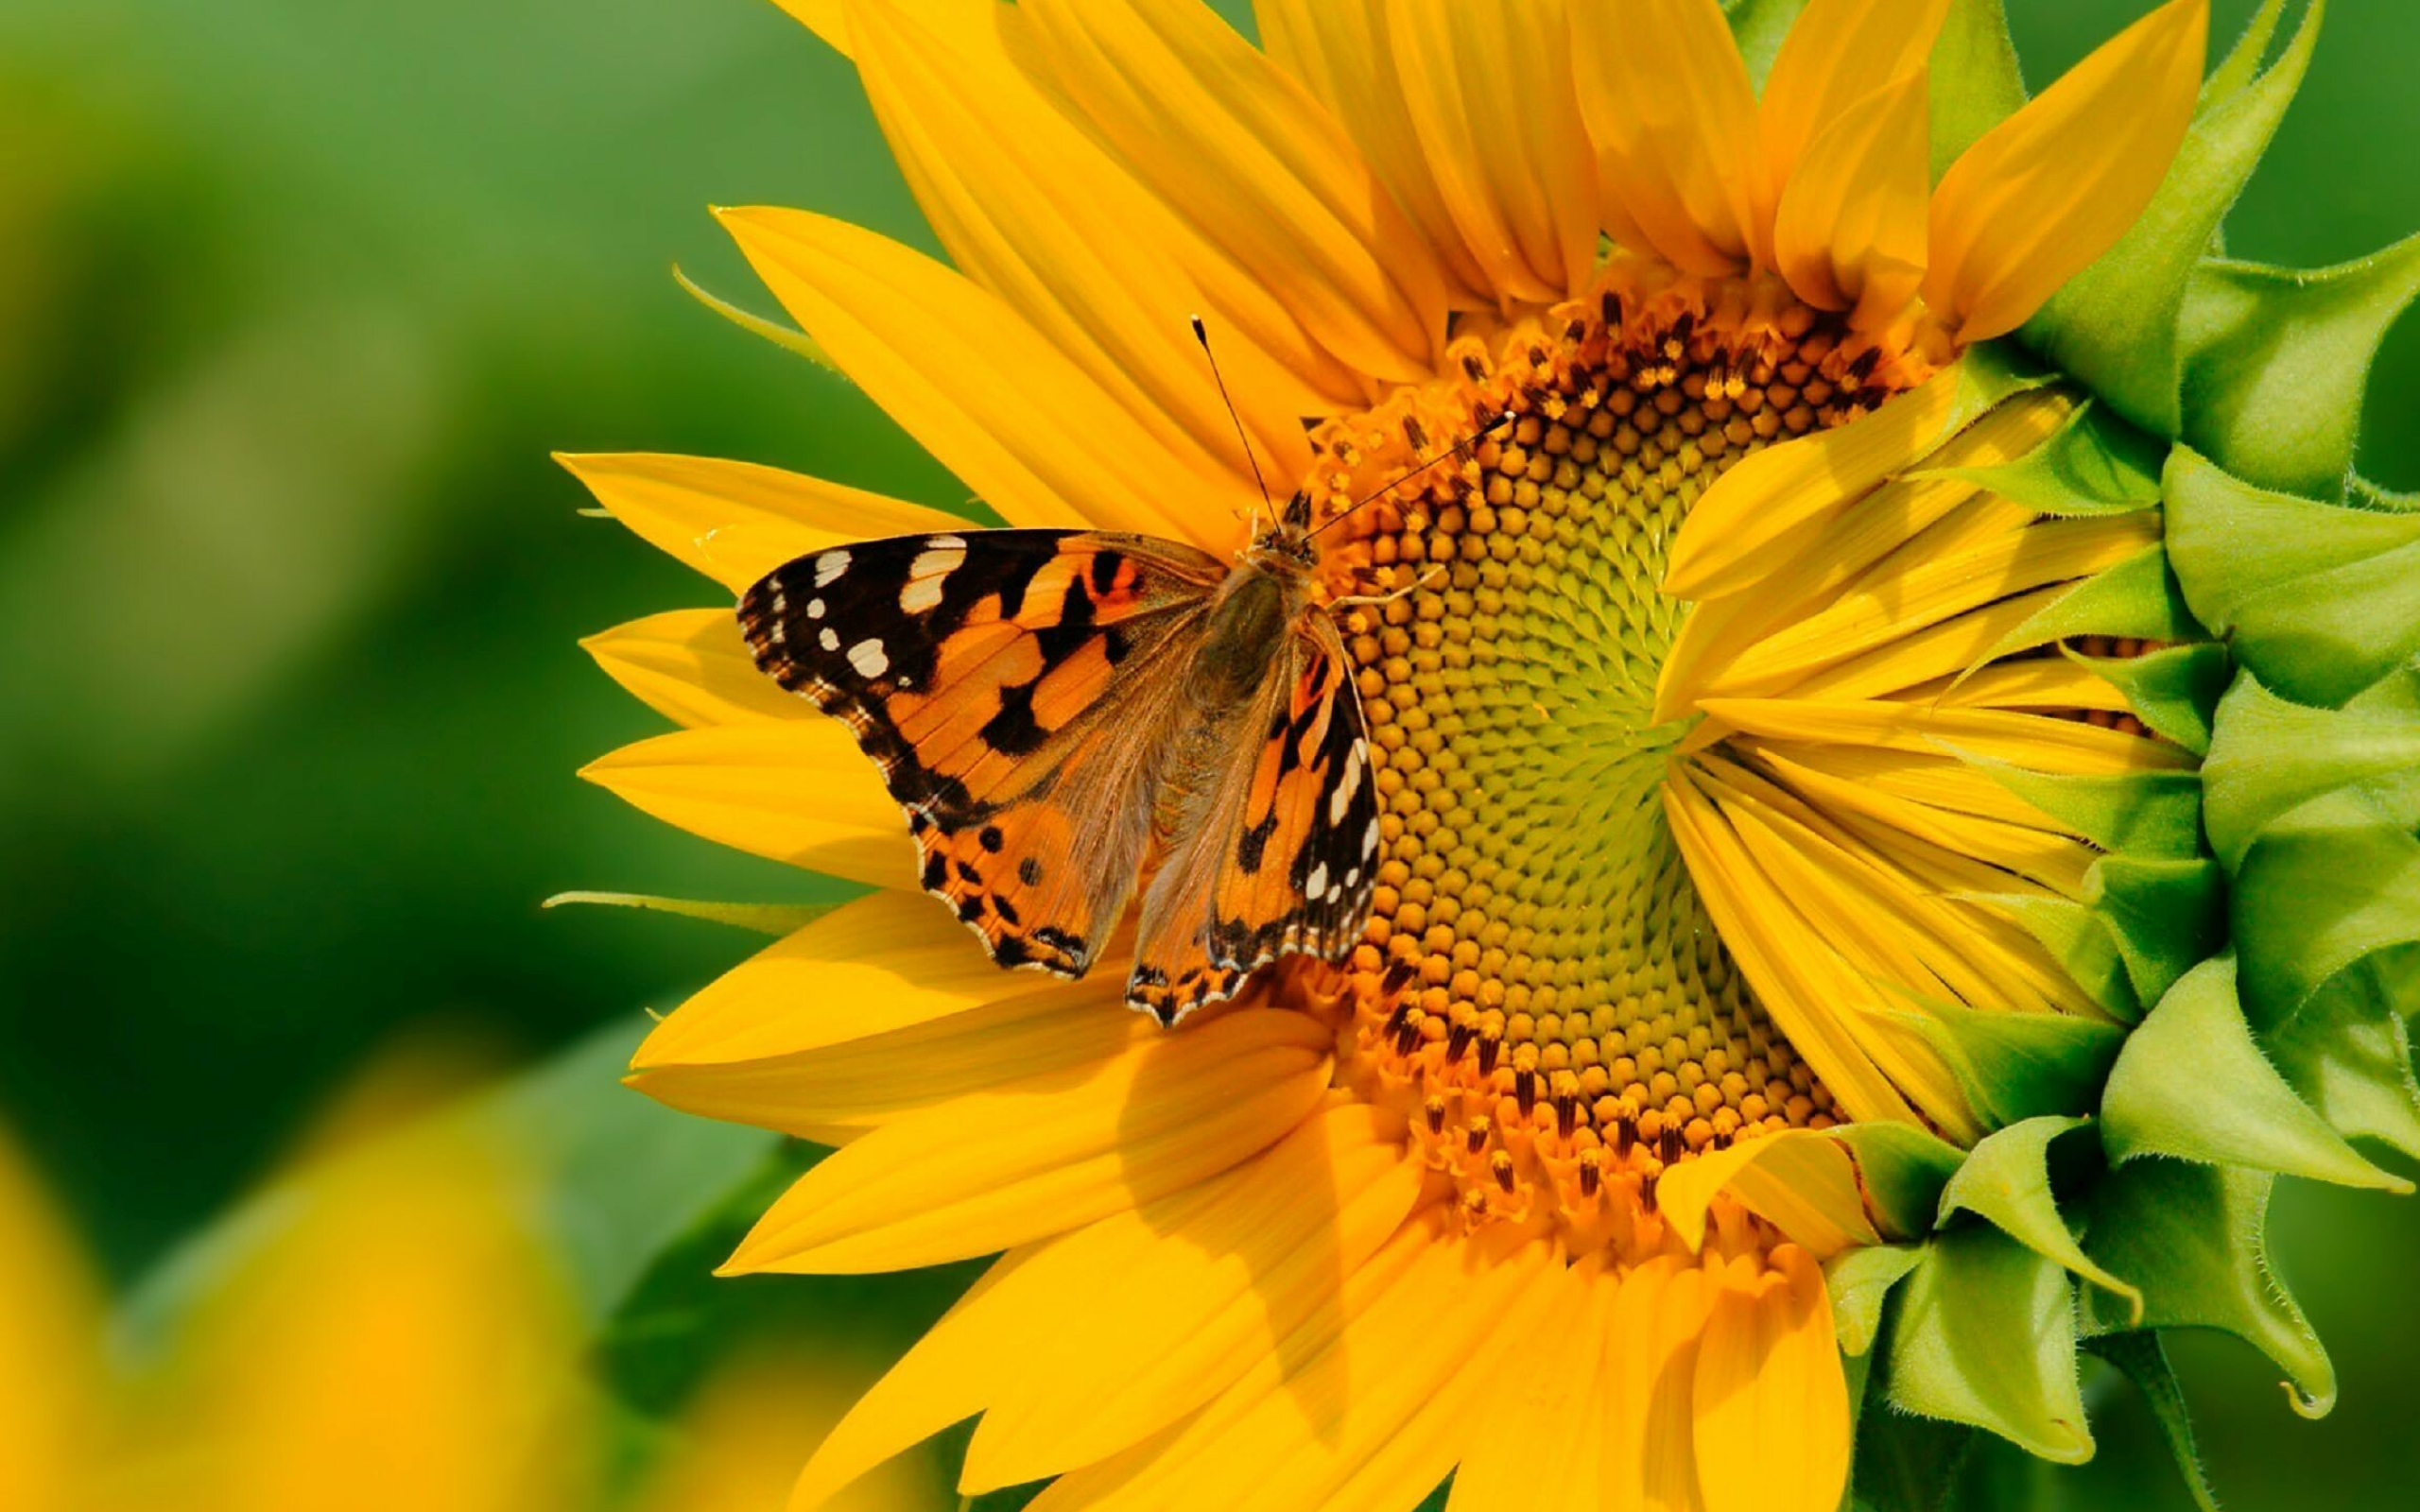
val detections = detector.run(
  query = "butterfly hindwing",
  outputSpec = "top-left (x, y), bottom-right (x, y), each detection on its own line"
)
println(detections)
top-left (1128, 613), bottom-right (1378, 1022)
top-left (740, 528), bottom-right (1222, 976)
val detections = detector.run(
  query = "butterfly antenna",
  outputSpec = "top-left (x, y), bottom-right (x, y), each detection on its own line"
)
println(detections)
top-left (1190, 316), bottom-right (1278, 532)
top-left (1306, 406), bottom-right (1517, 541)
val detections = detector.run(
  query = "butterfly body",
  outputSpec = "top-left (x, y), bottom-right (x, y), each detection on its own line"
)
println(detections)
top-left (738, 501), bottom-right (1378, 1023)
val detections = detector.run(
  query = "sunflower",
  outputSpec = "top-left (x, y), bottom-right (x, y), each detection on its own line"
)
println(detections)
top-left (574, 1), bottom-right (2420, 1507)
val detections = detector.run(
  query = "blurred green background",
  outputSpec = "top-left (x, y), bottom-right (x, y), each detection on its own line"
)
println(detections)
top-left (1, 1), bottom-right (2411, 1506)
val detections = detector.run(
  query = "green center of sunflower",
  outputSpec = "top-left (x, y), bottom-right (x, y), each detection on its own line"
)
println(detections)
top-left (1302, 267), bottom-right (1932, 1246)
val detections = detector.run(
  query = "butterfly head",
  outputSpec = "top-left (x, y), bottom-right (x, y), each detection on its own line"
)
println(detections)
top-left (1244, 490), bottom-right (1322, 572)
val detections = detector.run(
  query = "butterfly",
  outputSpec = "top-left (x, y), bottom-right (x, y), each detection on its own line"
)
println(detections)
top-left (736, 490), bottom-right (1383, 1023)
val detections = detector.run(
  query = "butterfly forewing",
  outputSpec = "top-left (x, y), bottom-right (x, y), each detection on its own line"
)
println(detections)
top-left (739, 528), bottom-right (1222, 975)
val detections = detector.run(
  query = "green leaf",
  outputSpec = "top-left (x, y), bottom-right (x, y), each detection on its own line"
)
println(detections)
top-left (1927, 0), bottom-right (2025, 181)
top-left (1935, 1115), bottom-right (2142, 1323)
top-left (1888, 1000), bottom-right (2127, 1128)
top-left (1832, 1122), bottom-right (1970, 1241)
top-left (2063, 643), bottom-right (2229, 757)
top-left (2086, 1332), bottom-right (2222, 1512)
top-left (1723, 0), bottom-right (1806, 90)
top-left (1985, 896), bottom-right (2141, 1022)
top-left (2200, 665), bottom-right (2420, 870)
top-left (544, 890), bottom-right (838, 937)
top-left (2100, 957), bottom-right (2409, 1191)
top-left (2086, 854), bottom-right (2224, 1010)
top-left (2167, 449), bottom-right (2420, 707)
top-left (2022, 0), bottom-right (2322, 438)
top-left (1827, 1244), bottom-right (1924, 1358)
top-left (1918, 398), bottom-right (2165, 517)
top-left (2182, 232), bottom-right (2420, 501)
top-left (2259, 952), bottom-right (2420, 1160)
top-left (1978, 545), bottom-right (2204, 665)
top-left (1886, 1225), bottom-right (2093, 1464)
top-left (2078, 1160), bottom-right (2336, 1418)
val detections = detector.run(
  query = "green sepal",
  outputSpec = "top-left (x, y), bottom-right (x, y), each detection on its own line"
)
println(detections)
top-left (1827, 1243), bottom-right (1923, 1358)
top-left (2182, 232), bottom-right (2420, 501)
top-left (1885, 1224), bottom-right (2094, 1464)
top-left (1721, 0), bottom-right (1806, 90)
top-left (1977, 545), bottom-right (2203, 666)
top-left (2232, 788), bottom-right (2420, 1043)
top-left (1849, 1390), bottom-right (1982, 1512)
top-left (1927, 0), bottom-right (2024, 181)
top-left (2099, 957), bottom-right (2409, 1191)
top-left (1915, 398), bottom-right (2164, 517)
top-left (2200, 665), bottom-right (2420, 872)
top-left (1934, 1115), bottom-right (2143, 1324)
top-left (2204, 0), bottom-right (2290, 104)
top-left (1983, 896), bottom-right (2141, 1022)
top-left (2078, 1159), bottom-right (2337, 1418)
top-left (1976, 763), bottom-right (2204, 861)
top-left (1832, 1122), bottom-right (1968, 1241)
top-left (2061, 643), bottom-right (2229, 757)
top-left (2265, 954), bottom-right (2420, 1163)
top-left (1885, 999), bottom-right (2126, 1128)
top-left (2165, 447), bottom-right (2420, 707)
top-left (2020, 0), bottom-right (2321, 438)
top-left (2085, 1332), bottom-right (2223, 1512)
top-left (675, 265), bottom-right (846, 376)
top-left (543, 890), bottom-right (838, 938)
top-left (2084, 853), bottom-right (2224, 1011)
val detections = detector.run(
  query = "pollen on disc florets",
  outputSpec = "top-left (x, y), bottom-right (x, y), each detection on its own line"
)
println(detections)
top-left (1301, 260), bottom-right (1941, 1258)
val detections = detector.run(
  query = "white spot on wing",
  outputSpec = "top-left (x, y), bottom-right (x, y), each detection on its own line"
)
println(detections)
top-left (819, 627), bottom-right (840, 653)
top-left (1305, 863), bottom-right (1329, 902)
top-left (813, 550), bottom-right (850, 588)
top-left (806, 598), bottom-right (825, 620)
top-left (927, 534), bottom-right (967, 549)
top-left (1362, 817), bottom-right (1380, 856)
top-left (1327, 744), bottom-right (1364, 824)
top-left (848, 639), bottom-right (890, 679)
top-left (899, 544), bottom-right (966, 612)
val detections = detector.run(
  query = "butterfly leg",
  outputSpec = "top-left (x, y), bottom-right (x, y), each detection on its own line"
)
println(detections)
top-left (1327, 565), bottom-right (1445, 611)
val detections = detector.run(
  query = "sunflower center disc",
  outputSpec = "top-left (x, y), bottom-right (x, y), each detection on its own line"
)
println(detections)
top-left (1301, 267), bottom-right (1931, 1252)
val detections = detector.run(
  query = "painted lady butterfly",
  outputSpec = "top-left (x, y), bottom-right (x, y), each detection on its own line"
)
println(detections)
top-left (737, 489), bottom-right (1382, 1025)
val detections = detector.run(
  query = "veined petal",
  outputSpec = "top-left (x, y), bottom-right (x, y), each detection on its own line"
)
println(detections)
top-left (962, 1104), bottom-right (1426, 1488)
top-left (579, 724), bottom-right (909, 888)
top-left (1758, 0), bottom-right (1950, 189)
top-left (1652, 1130), bottom-right (1881, 1258)
top-left (1447, 1258), bottom-right (1611, 1512)
top-left (557, 452), bottom-right (965, 593)
top-left (1011, 0), bottom-right (1447, 386)
top-left (850, 0), bottom-right (1339, 482)
top-left (1693, 1246), bottom-right (1851, 1512)
top-left (583, 610), bottom-right (807, 730)
top-left (1771, 72), bottom-right (1930, 319)
top-left (1389, 0), bottom-right (1601, 305)
top-left (722, 1007), bottom-right (1332, 1273)
top-left (717, 205), bottom-right (1245, 545)
top-left (1254, 0), bottom-right (1496, 306)
top-left (1926, 0), bottom-right (2210, 342)
top-left (631, 889), bottom-right (1067, 1068)
top-left (1570, 0), bottom-right (1767, 274)
top-left (1600, 1257), bottom-right (1712, 1512)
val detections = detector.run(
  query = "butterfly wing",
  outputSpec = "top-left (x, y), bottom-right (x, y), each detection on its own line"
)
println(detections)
top-left (1129, 610), bottom-right (1379, 1022)
top-left (739, 529), bottom-right (1223, 977)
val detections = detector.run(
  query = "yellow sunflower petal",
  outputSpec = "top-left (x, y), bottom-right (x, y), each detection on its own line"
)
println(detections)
top-left (961, 1104), bottom-right (1426, 1489)
top-left (718, 204), bottom-right (1245, 543)
top-left (579, 723), bottom-right (908, 888)
top-left (769, 0), bottom-right (852, 56)
top-left (1652, 1129), bottom-right (1881, 1258)
top-left (1925, 0), bottom-right (2210, 342)
top-left (1010, 0), bottom-right (1449, 387)
top-left (631, 889), bottom-right (1066, 1069)
top-left (1569, 0), bottom-right (1767, 274)
top-left (1757, 0), bottom-right (1949, 188)
top-left (582, 609), bottom-right (807, 729)
top-left (634, 979), bottom-right (1148, 1139)
top-left (850, 0), bottom-right (1339, 482)
top-left (1600, 1256), bottom-right (1711, 1512)
top-left (557, 452), bottom-right (965, 593)
top-left (1447, 1257), bottom-right (1611, 1512)
top-left (1254, 0), bottom-right (1497, 306)
top-left (0, 1129), bottom-right (101, 1512)
top-left (1692, 1246), bottom-right (1851, 1512)
top-left (1388, 0), bottom-right (1602, 305)
top-left (722, 1007), bottom-right (1332, 1274)
top-left (1770, 71), bottom-right (1930, 318)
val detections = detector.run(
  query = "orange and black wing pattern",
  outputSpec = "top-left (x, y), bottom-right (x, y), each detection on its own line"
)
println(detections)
top-left (739, 529), bottom-right (1220, 977)
top-left (1129, 614), bottom-right (1379, 1022)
